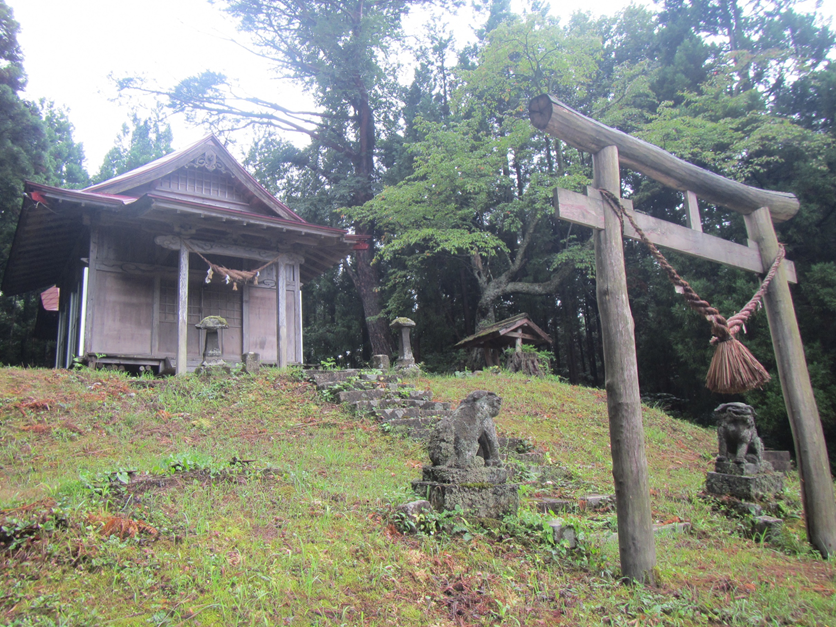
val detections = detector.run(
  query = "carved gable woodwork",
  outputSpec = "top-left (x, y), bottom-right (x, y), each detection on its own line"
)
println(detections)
top-left (157, 167), bottom-right (248, 205)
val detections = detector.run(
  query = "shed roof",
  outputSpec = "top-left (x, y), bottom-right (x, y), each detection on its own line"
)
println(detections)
top-left (455, 313), bottom-right (552, 350)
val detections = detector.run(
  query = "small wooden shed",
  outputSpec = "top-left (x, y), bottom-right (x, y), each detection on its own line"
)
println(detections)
top-left (2, 135), bottom-right (355, 373)
top-left (455, 313), bottom-right (552, 368)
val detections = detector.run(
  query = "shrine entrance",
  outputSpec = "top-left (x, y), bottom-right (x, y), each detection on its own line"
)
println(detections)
top-left (529, 94), bottom-right (836, 579)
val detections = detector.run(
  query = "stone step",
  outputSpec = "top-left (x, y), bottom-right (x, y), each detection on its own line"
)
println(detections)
top-left (536, 494), bottom-right (615, 514)
top-left (384, 416), bottom-right (440, 430)
top-left (381, 417), bottom-right (440, 440)
top-left (352, 398), bottom-right (447, 412)
top-left (307, 369), bottom-right (361, 386)
top-left (338, 389), bottom-right (389, 403)
top-left (375, 407), bottom-right (453, 421)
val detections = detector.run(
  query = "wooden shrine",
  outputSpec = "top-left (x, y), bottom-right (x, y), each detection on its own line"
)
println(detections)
top-left (529, 95), bottom-right (836, 577)
top-left (455, 313), bottom-right (551, 369)
top-left (2, 136), bottom-right (356, 374)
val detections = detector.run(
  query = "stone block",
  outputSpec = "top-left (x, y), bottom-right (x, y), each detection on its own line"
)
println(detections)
top-left (579, 494), bottom-right (615, 511)
top-left (371, 355), bottom-right (390, 370)
top-left (706, 471), bottom-right (784, 500)
top-left (537, 498), bottom-right (575, 514)
top-left (549, 519), bottom-right (577, 548)
top-left (763, 450), bottom-right (792, 473)
top-left (242, 352), bottom-right (261, 374)
top-left (412, 480), bottom-right (519, 518)
top-left (422, 465), bottom-right (508, 484)
top-left (752, 515), bottom-right (784, 542)
top-left (715, 459), bottom-right (773, 476)
top-left (396, 500), bottom-right (432, 524)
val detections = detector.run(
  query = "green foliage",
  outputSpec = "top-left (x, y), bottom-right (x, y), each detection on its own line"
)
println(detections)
top-left (0, 2), bottom-right (89, 368)
top-left (93, 113), bottom-right (173, 183)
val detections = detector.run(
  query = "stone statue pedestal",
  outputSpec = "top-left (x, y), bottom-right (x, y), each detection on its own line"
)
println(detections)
top-left (411, 390), bottom-right (518, 518)
top-left (705, 403), bottom-right (783, 500)
top-left (706, 469), bottom-right (784, 500)
top-left (412, 464), bottom-right (519, 518)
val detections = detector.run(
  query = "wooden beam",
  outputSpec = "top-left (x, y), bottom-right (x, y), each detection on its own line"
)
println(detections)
top-left (744, 207), bottom-right (836, 558)
top-left (530, 95), bottom-right (799, 222)
top-left (555, 187), bottom-right (797, 283)
top-left (176, 241), bottom-right (189, 376)
top-left (155, 235), bottom-right (304, 265)
top-left (593, 145), bottom-right (656, 583)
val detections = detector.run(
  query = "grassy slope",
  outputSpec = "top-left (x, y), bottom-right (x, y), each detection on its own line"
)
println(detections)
top-left (0, 367), bottom-right (833, 626)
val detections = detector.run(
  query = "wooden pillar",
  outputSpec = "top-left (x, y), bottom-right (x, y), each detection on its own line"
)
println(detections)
top-left (295, 286), bottom-right (303, 363)
top-left (276, 260), bottom-right (287, 368)
top-left (176, 241), bottom-right (189, 376)
top-left (684, 191), bottom-right (702, 232)
top-left (83, 227), bottom-right (98, 355)
top-left (744, 207), bottom-right (836, 557)
top-left (593, 145), bottom-right (656, 583)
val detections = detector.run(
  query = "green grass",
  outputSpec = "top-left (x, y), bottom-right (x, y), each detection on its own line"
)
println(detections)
top-left (1, 367), bottom-right (834, 626)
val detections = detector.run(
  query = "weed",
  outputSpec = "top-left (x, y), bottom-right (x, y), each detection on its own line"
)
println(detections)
top-left (1, 367), bottom-right (834, 626)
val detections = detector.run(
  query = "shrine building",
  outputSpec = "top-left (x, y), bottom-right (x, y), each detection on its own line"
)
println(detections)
top-left (1, 135), bottom-right (355, 373)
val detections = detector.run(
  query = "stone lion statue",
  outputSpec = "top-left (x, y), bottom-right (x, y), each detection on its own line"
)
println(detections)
top-left (715, 402), bottom-right (764, 464)
top-left (428, 390), bottom-right (502, 468)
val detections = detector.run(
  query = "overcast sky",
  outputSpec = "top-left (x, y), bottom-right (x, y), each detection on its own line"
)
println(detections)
top-left (8, 0), bottom-right (833, 175)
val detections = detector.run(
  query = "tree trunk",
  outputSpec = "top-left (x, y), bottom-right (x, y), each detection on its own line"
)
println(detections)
top-left (346, 80), bottom-right (393, 358)
top-left (351, 242), bottom-right (392, 357)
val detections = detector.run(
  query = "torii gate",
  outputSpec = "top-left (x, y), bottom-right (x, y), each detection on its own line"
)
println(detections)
top-left (529, 94), bottom-right (836, 581)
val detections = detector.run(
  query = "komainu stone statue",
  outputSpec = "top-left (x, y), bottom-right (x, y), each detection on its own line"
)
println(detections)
top-left (706, 402), bottom-right (782, 499)
top-left (716, 402), bottom-right (765, 466)
top-left (413, 390), bottom-right (518, 518)
top-left (428, 390), bottom-right (502, 468)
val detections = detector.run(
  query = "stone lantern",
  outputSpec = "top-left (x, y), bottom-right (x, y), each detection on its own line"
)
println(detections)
top-left (196, 315), bottom-right (230, 373)
top-left (390, 317), bottom-right (419, 373)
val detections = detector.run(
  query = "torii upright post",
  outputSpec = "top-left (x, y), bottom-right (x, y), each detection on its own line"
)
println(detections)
top-left (529, 93), bottom-right (836, 558)
top-left (592, 146), bottom-right (657, 583)
top-left (745, 208), bottom-right (836, 556)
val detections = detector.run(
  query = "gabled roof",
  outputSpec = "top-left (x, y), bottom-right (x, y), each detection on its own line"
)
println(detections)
top-left (455, 313), bottom-right (552, 350)
top-left (85, 135), bottom-right (304, 222)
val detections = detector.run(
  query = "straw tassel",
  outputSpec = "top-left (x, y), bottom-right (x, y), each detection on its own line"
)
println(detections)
top-left (706, 337), bottom-right (771, 395)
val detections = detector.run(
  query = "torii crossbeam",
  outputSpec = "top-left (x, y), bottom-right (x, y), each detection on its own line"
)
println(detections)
top-left (529, 94), bottom-right (836, 578)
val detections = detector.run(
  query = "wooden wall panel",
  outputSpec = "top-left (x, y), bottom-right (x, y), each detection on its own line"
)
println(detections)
top-left (247, 287), bottom-right (277, 363)
top-left (157, 280), bottom-right (200, 359)
top-left (92, 272), bottom-right (154, 355)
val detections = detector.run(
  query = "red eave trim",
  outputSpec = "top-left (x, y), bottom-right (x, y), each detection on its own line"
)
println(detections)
top-left (26, 181), bottom-right (135, 206)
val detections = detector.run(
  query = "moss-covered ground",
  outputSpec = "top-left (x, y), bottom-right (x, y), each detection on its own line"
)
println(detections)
top-left (1, 367), bottom-right (833, 626)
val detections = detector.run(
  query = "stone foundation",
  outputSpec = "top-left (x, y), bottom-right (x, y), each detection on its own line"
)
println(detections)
top-left (412, 479), bottom-right (519, 518)
top-left (705, 471), bottom-right (784, 500)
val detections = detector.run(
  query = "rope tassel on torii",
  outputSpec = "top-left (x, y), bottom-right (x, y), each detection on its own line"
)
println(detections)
top-left (600, 189), bottom-right (783, 395)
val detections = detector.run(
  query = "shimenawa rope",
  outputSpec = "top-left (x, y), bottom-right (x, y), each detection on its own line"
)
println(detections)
top-left (599, 189), bottom-right (785, 394)
top-left (186, 244), bottom-right (283, 291)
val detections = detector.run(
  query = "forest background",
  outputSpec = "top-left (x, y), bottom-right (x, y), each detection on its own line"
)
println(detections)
top-left (0, 0), bottom-right (835, 463)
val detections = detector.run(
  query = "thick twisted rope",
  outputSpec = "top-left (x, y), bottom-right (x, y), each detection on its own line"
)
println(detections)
top-left (599, 189), bottom-right (784, 343)
top-left (187, 245), bottom-right (283, 291)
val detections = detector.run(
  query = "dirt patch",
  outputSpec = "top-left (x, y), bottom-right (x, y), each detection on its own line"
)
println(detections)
top-left (436, 573), bottom-right (499, 625)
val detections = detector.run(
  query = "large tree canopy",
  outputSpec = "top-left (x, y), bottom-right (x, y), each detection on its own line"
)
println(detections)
top-left (123, 0), bottom-right (461, 358)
